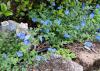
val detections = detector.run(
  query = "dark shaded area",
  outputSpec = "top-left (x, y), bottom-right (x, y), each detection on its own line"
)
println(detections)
top-left (92, 59), bottom-right (100, 70)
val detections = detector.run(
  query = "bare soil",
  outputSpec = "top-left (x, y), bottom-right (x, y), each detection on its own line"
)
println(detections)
top-left (64, 42), bottom-right (100, 71)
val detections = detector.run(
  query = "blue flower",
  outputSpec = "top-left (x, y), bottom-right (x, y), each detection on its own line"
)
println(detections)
top-left (40, 20), bottom-right (45, 24)
top-left (2, 53), bottom-right (7, 59)
top-left (16, 33), bottom-right (25, 39)
top-left (81, 21), bottom-right (86, 27)
top-left (40, 28), bottom-right (50, 33)
top-left (96, 35), bottom-right (100, 42)
top-left (82, 2), bottom-right (85, 9)
top-left (74, 26), bottom-right (80, 30)
top-left (32, 18), bottom-right (37, 22)
top-left (57, 6), bottom-right (63, 10)
top-left (41, 20), bottom-right (52, 25)
top-left (96, 28), bottom-right (100, 33)
top-left (83, 15), bottom-right (87, 19)
top-left (45, 20), bottom-right (52, 25)
top-left (90, 13), bottom-right (94, 19)
top-left (54, 19), bottom-right (61, 25)
top-left (65, 10), bottom-right (69, 15)
top-left (16, 51), bottom-right (23, 57)
top-left (48, 6), bottom-right (52, 8)
top-left (96, 4), bottom-right (100, 9)
top-left (44, 20), bottom-right (49, 25)
top-left (45, 29), bottom-right (50, 33)
top-left (23, 40), bottom-right (30, 45)
top-left (52, 2), bottom-right (56, 6)
top-left (48, 48), bottom-right (56, 53)
top-left (57, 20), bottom-right (61, 25)
top-left (24, 35), bottom-right (31, 40)
top-left (35, 55), bottom-right (43, 61)
top-left (64, 33), bottom-right (70, 38)
top-left (84, 41), bottom-right (93, 47)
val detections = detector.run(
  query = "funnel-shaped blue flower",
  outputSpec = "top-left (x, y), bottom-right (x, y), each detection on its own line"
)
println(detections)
top-left (16, 51), bottom-right (23, 57)
top-left (52, 2), bottom-right (56, 6)
top-left (65, 10), bottom-right (69, 15)
top-left (16, 32), bottom-right (25, 40)
top-left (35, 55), bottom-right (43, 61)
top-left (32, 18), bottom-right (37, 22)
top-left (23, 40), bottom-right (30, 45)
top-left (64, 33), bottom-right (70, 39)
top-left (81, 21), bottom-right (86, 27)
top-left (96, 4), bottom-right (100, 9)
top-left (57, 6), bottom-right (63, 10)
top-left (82, 2), bottom-right (85, 9)
top-left (90, 13), bottom-right (94, 19)
top-left (84, 41), bottom-right (93, 47)
top-left (48, 48), bottom-right (56, 53)
top-left (96, 35), bottom-right (100, 42)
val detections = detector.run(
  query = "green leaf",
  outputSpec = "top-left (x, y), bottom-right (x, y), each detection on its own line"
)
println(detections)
top-left (10, 57), bottom-right (18, 65)
top-left (1, 3), bottom-right (7, 12)
top-left (0, 11), bottom-right (3, 15)
top-left (4, 11), bottom-right (13, 16)
top-left (24, 0), bottom-right (29, 5)
top-left (7, 1), bottom-right (11, 9)
top-left (39, 12), bottom-right (46, 19)
top-left (15, 0), bottom-right (19, 2)
top-left (20, 12), bottom-right (25, 16)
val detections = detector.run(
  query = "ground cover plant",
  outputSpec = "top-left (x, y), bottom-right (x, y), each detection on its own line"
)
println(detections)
top-left (0, 0), bottom-right (100, 71)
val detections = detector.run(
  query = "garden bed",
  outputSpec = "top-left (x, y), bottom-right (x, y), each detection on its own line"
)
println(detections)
top-left (1, 0), bottom-right (100, 71)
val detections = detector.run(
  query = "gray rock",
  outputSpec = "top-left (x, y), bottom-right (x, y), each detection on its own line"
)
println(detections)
top-left (1, 20), bottom-right (18, 31)
top-left (0, 20), bottom-right (28, 33)
top-left (35, 58), bottom-right (83, 71)
top-left (8, 20), bottom-right (18, 31)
